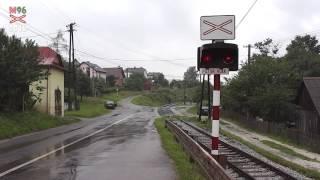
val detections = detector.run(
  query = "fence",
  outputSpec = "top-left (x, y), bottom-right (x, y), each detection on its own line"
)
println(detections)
top-left (222, 111), bottom-right (320, 153)
top-left (165, 120), bottom-right (232, 180)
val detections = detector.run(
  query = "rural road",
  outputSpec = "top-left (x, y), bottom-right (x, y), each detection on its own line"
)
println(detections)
top-left (0, 97), bottom-right (175, 180)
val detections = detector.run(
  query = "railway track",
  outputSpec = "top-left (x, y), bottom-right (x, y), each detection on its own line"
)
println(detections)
top-left (171, 120), bottom-right (297, 180)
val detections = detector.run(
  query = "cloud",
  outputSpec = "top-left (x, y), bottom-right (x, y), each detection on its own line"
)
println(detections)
top-left (1, 0), bottom-right (320, 79)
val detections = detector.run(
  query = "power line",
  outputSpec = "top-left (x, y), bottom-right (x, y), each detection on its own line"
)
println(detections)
top-left (19, 31), bottom-right (68, 38)
top-left (0, 7), bottom-right (193, 68)
top-left (236, 0), bottom-right (259, 29)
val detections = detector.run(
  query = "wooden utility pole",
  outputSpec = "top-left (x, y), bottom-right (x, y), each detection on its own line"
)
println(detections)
top-left (207, 74), bottom-right (211, 120)
top-left (67, 22), bottom-right (77, 110)
top-left (244, 44), bottom-right (252, 65)
top-left (183, 80), bottom-right (186, 105)
top-left (199, 74), bottom-right (205, 121)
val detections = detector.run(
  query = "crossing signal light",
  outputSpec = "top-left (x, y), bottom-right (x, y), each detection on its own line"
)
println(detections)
top-left (197, 43), bottom-right (238, 71)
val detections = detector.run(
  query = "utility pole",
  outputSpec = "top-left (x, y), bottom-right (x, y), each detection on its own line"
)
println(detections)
top-left (244, 44), bottom-right (252, 65)
top-left (199, 74), bottom-right (205, 121)
top-left (67, 22), bottom-right (77, 110)
top-left (183, 80), bottom-right (186, 105)
top-left (207, 74), bottom-right (211, 120)
top-left (244, 44), bottom-right (252, 120)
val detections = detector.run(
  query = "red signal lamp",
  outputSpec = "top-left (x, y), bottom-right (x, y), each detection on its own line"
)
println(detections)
top-left (224, 56), bottom-right (233, 64)
top-left (202, 55), bottom-right (212, 63)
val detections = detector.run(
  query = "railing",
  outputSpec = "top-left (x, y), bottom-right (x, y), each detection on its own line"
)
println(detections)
top-left (165, 120), bottom-right (232, 180)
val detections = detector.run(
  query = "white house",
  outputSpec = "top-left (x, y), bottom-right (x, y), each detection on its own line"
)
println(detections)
top-left (125, 67), bottom-right (147, 78)
top-left (80, 61), bottom-right (106, 80)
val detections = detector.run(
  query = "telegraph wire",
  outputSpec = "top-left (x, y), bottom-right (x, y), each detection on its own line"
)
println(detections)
top-left (236, 0), bottom-right (259, 29)
top-left (0, 7), bottom-right (193, 68)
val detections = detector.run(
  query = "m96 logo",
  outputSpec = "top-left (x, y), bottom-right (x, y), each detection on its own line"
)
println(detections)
top-left (9, 6), bottom-right (27, 14)
top-left (9, 6), bottom-right (27, 24)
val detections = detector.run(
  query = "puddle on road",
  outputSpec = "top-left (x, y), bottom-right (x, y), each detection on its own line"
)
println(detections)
top-left (112, 113), bottom-right (120, 117)
top-left (1, 115), bottom-right (154, 180)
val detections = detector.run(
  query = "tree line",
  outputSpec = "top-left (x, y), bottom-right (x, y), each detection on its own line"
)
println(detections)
top-left (0, 29), bottom-right (44, 112)
top-left (222, 35), bottom-right (320, 123)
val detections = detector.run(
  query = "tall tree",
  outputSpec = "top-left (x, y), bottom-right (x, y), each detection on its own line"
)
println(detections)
top-left (285, 35), bottom-right (320, 79)
top-left (0, 29), bottom-right (45, 111)
top-left (286, 35), bottom-right (320, 54)
top-left (254, 38), bottom-right (279, 57)
top-left (77, 71), bottom-right (91, 100)
top-left (184, 66), bottom-right (198, 87)
top-left (153, 73), bottom-right (169, 87)
top-left (125, 73), bottom-right (145, 91)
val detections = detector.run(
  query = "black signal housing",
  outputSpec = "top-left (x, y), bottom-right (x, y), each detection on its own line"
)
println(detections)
top-left (197, 42), bottom-right (238, 71)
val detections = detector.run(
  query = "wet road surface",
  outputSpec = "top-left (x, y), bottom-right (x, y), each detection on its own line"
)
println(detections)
top-left (0, 98), bottom-right (175, 180)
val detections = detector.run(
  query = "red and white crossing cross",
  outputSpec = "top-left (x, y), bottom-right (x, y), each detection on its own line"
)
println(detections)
top-left (10, 15), bottom-right (26, 24)
top-left (200, 15), bottom-right (235, 40)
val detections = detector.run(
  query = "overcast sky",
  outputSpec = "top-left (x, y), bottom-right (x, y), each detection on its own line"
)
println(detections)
top-left (1, 0), bottom-right (320, 80)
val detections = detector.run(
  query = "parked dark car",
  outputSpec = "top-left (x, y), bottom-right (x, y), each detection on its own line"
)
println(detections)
top-left (104, 100), bottom-right (116, 109)
top-left (197, 106), bottom-right (209, 116)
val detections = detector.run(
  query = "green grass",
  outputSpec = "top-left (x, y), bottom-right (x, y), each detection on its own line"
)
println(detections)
top-left (131, 95), bottom-right (163, 107)
top-left (65, 96), bottom-right (111, 118)
top-left (154, 116), bottom-right (206, 180)
top-left (102, 90), bottom-right (141, 103)
top-left (169, 115), bottom-right (320, 179)
top-left (131, 89), bottom-right (175, 107)
top-left (187, 106), bottom-right (197, 114)
top-left (66, 91), bottom-right (141, 118)
top-left (0, 111), bottom-right (79, 139)
top-left (221, 130), bottom-right (320, 180)
top-left (221, 114), bottom-right (318, 153)
top-left (261, 140), bottom-right (318, 162)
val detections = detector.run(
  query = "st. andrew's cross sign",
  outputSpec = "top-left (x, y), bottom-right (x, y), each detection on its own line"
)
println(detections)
top-left (200, 15), bottom-right (235, 40)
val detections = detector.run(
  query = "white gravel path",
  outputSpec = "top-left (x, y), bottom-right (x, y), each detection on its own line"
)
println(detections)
top-left (220, 119), bottom-right (320, 172)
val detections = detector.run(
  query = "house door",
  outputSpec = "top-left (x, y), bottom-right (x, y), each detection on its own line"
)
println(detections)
top-left (55, 88), bottom-right (62, 116)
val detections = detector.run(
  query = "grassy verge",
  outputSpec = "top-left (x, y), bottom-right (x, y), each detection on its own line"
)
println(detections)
top-left (66, 91), bottom-right (141, 118)
top-left (0, 111), bottom-right (79, 139)
top-left (102, 90), bottom-right (141, 103)
top-left (169, 115), bottom-right (320, 179)
top-left (154, 116), bottom-right (205, 180)
top-left (131, 95), bottom-right (162, 107)
top-left (187, 106), bottom-right (197, 114)
top-left (261, 140), bottom-right (318, 162)
top-left (221, 130), bottom-right (320, 179)
top-left (65, 96), bottom-right (110, 118)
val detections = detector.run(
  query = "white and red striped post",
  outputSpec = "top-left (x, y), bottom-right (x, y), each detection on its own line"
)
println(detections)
top-left (211, 74), bottom-right (220, 157)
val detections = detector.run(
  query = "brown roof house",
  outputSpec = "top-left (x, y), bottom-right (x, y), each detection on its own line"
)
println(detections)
top-left (295, 77), bottom-right (320, 136)
top-left (103, 67), bottom-right (125, 87)
top-left (30, 47), bottom-right (65, 116)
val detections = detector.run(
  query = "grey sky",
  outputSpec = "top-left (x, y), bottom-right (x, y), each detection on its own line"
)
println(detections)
top-left (1, 0), bottom-right (320, 80)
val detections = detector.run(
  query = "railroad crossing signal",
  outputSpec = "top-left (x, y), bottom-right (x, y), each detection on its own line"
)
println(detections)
top-left (198, 14), bottom-right (237, 158)
top-left (197, 42), bottom-right (238, 71)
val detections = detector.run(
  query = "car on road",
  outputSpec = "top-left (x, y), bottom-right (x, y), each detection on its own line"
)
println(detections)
top-left (197, 106), bottom-right (209, 116)
top-left (104, 100), bottom-right (116, 109)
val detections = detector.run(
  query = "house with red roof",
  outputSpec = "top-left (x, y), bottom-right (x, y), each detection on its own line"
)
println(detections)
top-left (103, 67), bottom-right (125, 87)
top-left (30, 47), bottom-right (65, 116)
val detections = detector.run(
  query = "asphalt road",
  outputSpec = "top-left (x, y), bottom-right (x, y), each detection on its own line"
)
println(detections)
top-left (0, 97), bottom-right (175, 180)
